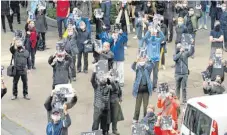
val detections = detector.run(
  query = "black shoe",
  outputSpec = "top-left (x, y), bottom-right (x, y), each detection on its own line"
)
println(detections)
top-left (32, 67), bottom-right (36, 69)
top-left (84, 70), bottom-right (88, 74)
top-left (92, 61), bottom-right (97, 64)
top-left (77, 70), bottom-right (81, 73)
top-left (113, 130), bottom-right (120, 135)
top-left (24, 95), bottom-right (31, 100)
top-left (18, 22), bottom-right (21, 24)
top-left (10, 29), bottom-right (14, 33)
top-left (11, 96), bottom-right (17, 100)
top-left (3, 29), bottom-right (6, 33)
top-left (167, 40), bottom-right (172, 43)
top-left (103, 132), bottom-right (109, 135)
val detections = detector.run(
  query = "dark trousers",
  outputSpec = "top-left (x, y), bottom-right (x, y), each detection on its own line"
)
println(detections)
top-left (13, 70), bottom-right (28, 96)
top-left (11, 7), bottom-right (20, 23)
top-left (20, 1), bottom-right (28, 7)
top-left (175, 74), bottom-right (188, 103)
top-left (153, 61), bottom-right (159, 89)
top-left (77, 51), bottom-right (88, 71)
top-left (211, 16), bottom-right (216, 30)
top-left (1, 15), bottom-right (13, 31)
top-left (101, 1), bottom-right (111, 31)
top-left (164, 18), bottom-right (173, 41)
top-left (92, 107), bottom-right (109, 133)
top-left (70, 54), bottom-right (77, 78)
top-left (30, 48), bottom-right (36, 67)
top-left (110, 102), bottom-right (121, 131)
top-left (57, 17), bottom-right (67, 38)
top-left (133, 91), bottom-right (149, 121)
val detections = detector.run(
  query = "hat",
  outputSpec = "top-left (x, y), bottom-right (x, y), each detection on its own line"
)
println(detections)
top-left (56, 41), bottom-right (65, 53)
top-left (113, 23), bottom-right (121, 33)
top-left (14, 30), bottom-right (23, 39)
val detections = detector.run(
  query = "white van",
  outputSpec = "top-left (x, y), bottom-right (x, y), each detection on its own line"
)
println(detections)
top-left (180, 94), bottom-right (227, 135)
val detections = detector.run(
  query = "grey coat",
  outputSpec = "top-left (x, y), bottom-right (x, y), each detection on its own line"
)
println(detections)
top-left (35, 9), bottom-right (48, 33)
top-left (48, 55), bottom-right (73, 85)
top-left (63, 35), bottom-right (78, 56)
top-left (173, 46), bottom-right (195, 75)
top-left (76, 1), bottom-right (92, 19)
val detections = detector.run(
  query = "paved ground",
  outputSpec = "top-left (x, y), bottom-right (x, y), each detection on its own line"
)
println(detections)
top-left (1, 7), bottom-right (227, 135)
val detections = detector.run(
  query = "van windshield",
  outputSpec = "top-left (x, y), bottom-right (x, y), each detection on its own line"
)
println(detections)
top-left (183, 104), bottom-right (212, 135)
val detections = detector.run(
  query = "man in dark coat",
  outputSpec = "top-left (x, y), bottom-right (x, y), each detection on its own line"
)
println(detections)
top-left (1, 1), bottom-right (14, 33)
top-left (10, 38), bottom-right (31, 100)
top-left (10, 1), bottom-right (21, 24)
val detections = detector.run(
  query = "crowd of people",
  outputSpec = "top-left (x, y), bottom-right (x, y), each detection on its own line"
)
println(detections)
top-left (1, 0), bottom-right (227, 135)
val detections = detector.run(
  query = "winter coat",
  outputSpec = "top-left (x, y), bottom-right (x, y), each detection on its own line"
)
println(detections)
top-left (175, 25), bottom-right (188, 44)
top-left (141, 31), bottom-right (165, 62)
top-left (48, 55), bottom-right (73, 85)
top-left (173, 46), bottom-right (195, 75)
top-left (10, 1), bottom-right (20, 13)
top-left (35, 9), bottom-right (48, 33)
top-left (98, 31), bottom-right (113, 44)
top-left (44, 95), bottom-right (77, 123)
top-left (98, 51), bottom-right (114, 70)
top-left (76, 28), bottom-right (90, 52)
top-left (176, 7), bottom-right (188, 18)
top-left (24, 23), bottom-right (38, 51)
top-left (160, 23), bottom-right (168, 42)
top-left (134, 1), bottom-right (145, 17)
top-left (90, 72), bottom-right (111, 110)
top-left (131, 61), bottom-right (153, 97)
top-left (155, 1), bottom-right (165, 15)
top-left (220, 12), bottom-right (227, 32)
top-left (157, 97), bottom-right (180, 127)
top-left (46, 114), bottom-right (71, 135)
top-left (75, 1), bottom-right (92, 19)
top-left (163, 1), bottom-right (176, 19)
top-left (63, 34), bottom-right (78, 56)
top-left (184, 11), bottom-right (202, 34)
top-left (111, 33), bottom-right (128, 61)
top-left (207, 64), bottom-right (227, 82)
top-left (200, 1), bottom-right (209, 12)
top-left (141, 112), bottom-right (157, 135)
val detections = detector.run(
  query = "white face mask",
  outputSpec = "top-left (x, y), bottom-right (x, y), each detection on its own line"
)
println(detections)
top-left (138, 61), bottom-right (145, 66)
top-left (189, 10), bottom-right (194, 16)
top-left (68, 31), bottom-right (73, 36)
top-left (57, 56), bottom-right (64, 62)
top-left (51, 114), bottom-right (61, 122)
top-left (222, 6), bottom-right (226, 11)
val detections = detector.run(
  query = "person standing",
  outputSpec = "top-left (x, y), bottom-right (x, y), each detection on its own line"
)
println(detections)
top-left (100, 0), bottom-right (111, 31)
top-left (55, 0), bottom-right (70, 40)
top-left (220, 3), bottom-right (227, 51)
top-left (173, 43), bottom-right (195, 104)
top-left (63, 27), bottom-right (78, 81)
top-left (160, 16), bottom-right (168, 70)
top-left (210, 1), bottom-right (220, 30)
top-left (35, 6), bottom-right (48, 51)
top-left (132, 57), bottom-right (153, 123)
top-left (1, 1), bottom-right (14, 33)
top-left (10, 1), bottom-right (21, 24)
top-left (163, 1), bottom-right (176, 43)
top-left (141, 25), bottom-right (165, 91)
top-left (76, 21), bottom-right (90, 74)
top-left (111, 25), bottom-right (128, 87)
top-left (75, 0), bottom-right (92, 37)
top-left (10, 38), bottom-right (31, 100)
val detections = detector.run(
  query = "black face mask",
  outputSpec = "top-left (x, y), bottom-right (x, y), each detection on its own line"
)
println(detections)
top-left (214, 25), bottom-right (220, 31)
top-left (17, 46), bottom-right (23, 50)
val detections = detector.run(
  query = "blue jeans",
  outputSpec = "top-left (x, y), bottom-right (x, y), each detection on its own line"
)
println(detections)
top-left (83, 17), bottom-right (91, 37)
top-left (199, 11), bottom-right (208, 26)
top-left (101, 1), bottom-right (111, 31)
top-left (135, 18), bottom-right (142, 40)
top-left (57, 17), bottom-right (67, 38)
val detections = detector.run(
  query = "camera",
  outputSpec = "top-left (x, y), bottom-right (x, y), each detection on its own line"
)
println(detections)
top-left (158, 83), bottom-right (169, 93)
top-left (94, 8), bottom-right (104, 19)
top-left (201, 70), bottom-right (210, 81)
top-left (53, 92), bottom-right (67, 110)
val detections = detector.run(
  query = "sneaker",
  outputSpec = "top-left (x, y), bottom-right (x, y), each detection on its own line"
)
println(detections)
top-left (24, 95), bottom-right (31, 100)
top-left (32, 66), bottom-right (36, 69)
top-left (77, 70), bottom-right (81, 73)
top-left (73, 77), bottom-right (76, 81)
top-left (162, 65), bottom-right (166, 70)
top-left (3, 29), bottom-right (6, 33)
top-left (133, 28), bottom-right (135, 32)
top-left (204, 25), bottom-right (208, 30)
top-left (113, 130), bottom-right (120, 135)
top-left (132, 120), bottom-right (138, 124)
top-left (153, 88), bottom-right (157, 92)
top-left (18, 22), bottom-right (21, 24)
top-left (10, 29), bottom-right (14, 33)
top-left (133, 36), bottom-right (137, 39)
top-left (11, 96), bottom-right (17, 100)
top-left (84, 70), bottom-right (88, 74)
top-left (198, 25), bottom-right (203, 29)
top-left (124, 46), bottom-right (127, 50)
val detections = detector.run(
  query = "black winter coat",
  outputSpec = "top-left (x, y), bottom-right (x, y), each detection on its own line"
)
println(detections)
top-left (1, 1), bottom-right (10, 15)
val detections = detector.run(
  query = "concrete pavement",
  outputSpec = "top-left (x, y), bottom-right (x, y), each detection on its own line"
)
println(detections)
top-left (1, 8), bottom-right (227, 135)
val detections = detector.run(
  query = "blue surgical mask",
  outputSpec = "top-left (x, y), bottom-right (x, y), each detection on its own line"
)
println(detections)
top-left (151, 35), bottom-right (156, 41)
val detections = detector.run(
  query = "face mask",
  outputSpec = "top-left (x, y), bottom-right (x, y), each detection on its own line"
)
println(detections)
top-left (57, 56), bottom-right (65, 62)
top-left (51, 114), bottom-right (61, 122)
top-left (222, 6), bottom-right (226, 11)
top-left (151, 35), bottom-right (156, 41)
top-left (68, 31), bottom-right (73, 36)
top-left (147, 4), bottom-right (151, 7)
top-left (138, 61), bottom-right (145, 66)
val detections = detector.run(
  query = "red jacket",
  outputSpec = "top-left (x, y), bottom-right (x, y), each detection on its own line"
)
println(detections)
top-left (30, 28), bottom-right (37, 49)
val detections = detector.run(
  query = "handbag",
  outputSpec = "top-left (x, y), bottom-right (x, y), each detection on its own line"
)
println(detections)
top-left (84, 40), bottom-right (94, 53)
top-left (7, 55), bottom-right (16, 77)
